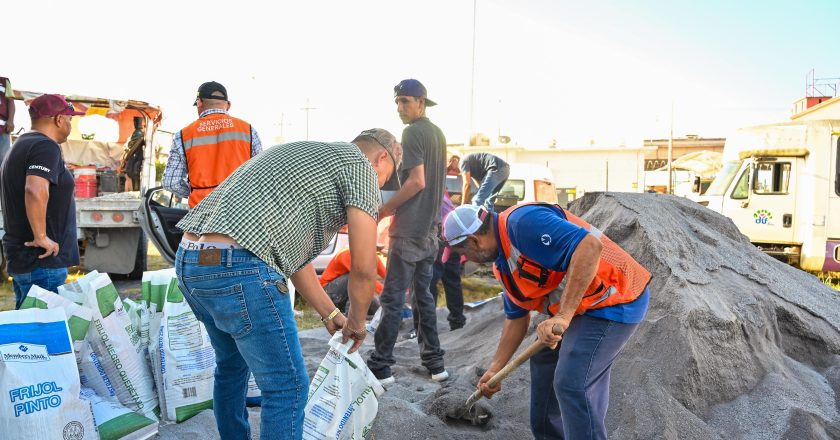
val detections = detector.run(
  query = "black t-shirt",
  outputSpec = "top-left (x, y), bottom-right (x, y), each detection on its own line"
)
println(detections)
top-left (0, 132), bottom-right (79, 273)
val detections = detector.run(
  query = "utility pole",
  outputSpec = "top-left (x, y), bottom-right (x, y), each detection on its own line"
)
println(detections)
top-left (468, 0), bottom-right (477, 146)
top-left (301, 98), bottom-right (317, 140)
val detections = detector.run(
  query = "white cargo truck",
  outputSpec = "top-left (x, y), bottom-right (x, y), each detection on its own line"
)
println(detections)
top-left (699, 119), bottom-right (840, 272)
top-left (1, 89), bottom-right (164, 278)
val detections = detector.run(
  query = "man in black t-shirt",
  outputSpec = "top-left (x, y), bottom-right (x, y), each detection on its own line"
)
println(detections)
top-left (368, 79), bottom-right (449, 385)
top-left (0, 94), bottom-right (84, 308)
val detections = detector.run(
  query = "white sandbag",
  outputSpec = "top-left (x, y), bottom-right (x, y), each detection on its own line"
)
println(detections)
top-left (18, 286), bottom-right (117, 401)
top-left (140, 269), bottom-right (174, 351)
top-left (78, 340), bottom-right (118, 400)
top-left (303, 333), bottom-right (385, 440)
top-left (122, 298), bottom-right (143, 345)
top-left (20, 285), bottom-right (94, 351)
top-left (57, 270), bottom-right (99, 305)
top-left (143, 269), bottom-right (180, 419)
top-left (80, 387), bottom-right (158, 440)
top-left (150, 277), bottom-right (214, 422)
top-left (83, 272), bottom-right (159, 419)
top-left (0, 308), bottom-right (96, 439)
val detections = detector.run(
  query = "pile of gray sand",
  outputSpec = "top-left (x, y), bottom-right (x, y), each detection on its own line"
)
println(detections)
top-left (161, 193), bottom-right (840, 439)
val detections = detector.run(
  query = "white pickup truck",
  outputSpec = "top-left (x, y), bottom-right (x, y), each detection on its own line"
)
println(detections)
top-left (0, 89), bottom-right (164, 278)
top-left (699, 119), bottom-right (840, 272)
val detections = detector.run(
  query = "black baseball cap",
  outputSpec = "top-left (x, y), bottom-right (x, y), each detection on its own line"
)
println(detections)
top-left (195, 81), bottom-right (228, 105)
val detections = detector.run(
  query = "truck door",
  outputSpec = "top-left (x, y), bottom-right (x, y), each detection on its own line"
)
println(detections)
top-left (725, 157), bottom-right (797, 244)
top-left (827, 134), bottom-right (840, 268)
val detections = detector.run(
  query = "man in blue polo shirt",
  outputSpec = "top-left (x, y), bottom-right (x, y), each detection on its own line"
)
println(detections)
top-left (443, 203), bottom-right (650, 439)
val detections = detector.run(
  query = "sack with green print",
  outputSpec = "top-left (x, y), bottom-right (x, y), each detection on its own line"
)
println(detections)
top-left (79, 386), bottom-right (158, 440)
top-left (57, 270), bottom-right (99, 305)
top-left (79, 272), bottom-right (159, 420)
top-left (142, 268), bottom-right (178, 419)
top-left (146, 268), bottom-right (215, 422)
top-left (20, 285), bottom-right (93, 353)
top-left (19, 286), bottom-right (114, 397)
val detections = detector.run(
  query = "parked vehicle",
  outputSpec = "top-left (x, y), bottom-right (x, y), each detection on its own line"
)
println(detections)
top-left (493, 163), bottom-right (559, 212)
top-left (699, 119), bottom-right (840, 272)
top-left (0, 89), bottom-right (163, 278)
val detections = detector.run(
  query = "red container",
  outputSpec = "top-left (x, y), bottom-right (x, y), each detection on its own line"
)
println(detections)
top-left (74, 166), bottom-right (97, 199)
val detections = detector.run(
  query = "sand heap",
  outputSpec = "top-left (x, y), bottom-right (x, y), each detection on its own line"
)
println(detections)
top-left (161, 193), bottom-right (840, 439)
top-left (574, 193), bottom-right (840, 439)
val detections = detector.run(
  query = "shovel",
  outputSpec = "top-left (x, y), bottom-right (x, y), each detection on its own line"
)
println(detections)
top-left (453, 323), bottom-right (564, 425)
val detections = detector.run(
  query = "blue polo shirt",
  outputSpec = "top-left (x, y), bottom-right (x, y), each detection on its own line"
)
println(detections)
top-left (496, 205), bottom-right (649, 324)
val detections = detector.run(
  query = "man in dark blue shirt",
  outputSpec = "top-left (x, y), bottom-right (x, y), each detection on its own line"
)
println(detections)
top-left (459, 152), bottom-right (510, 211)
top-left (0, 94), bottom-right (84, 308)
top-left (443, 203), bottom-right (650, 439)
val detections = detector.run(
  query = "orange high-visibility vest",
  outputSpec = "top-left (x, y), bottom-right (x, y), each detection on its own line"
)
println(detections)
top-left (493, 203), bottom-right (650, 316)
top-left (181, 113), bottom-right (252, 207)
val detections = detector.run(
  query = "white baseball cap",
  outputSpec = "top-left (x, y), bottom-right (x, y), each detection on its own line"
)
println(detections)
top-left (442, 205), bottom-right (489, 246)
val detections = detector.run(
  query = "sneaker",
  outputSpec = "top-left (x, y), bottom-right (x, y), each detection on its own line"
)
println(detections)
top-left (430, 369), bottom-right (450, 382)
top-left (378, 375), bottom-right (395, 386)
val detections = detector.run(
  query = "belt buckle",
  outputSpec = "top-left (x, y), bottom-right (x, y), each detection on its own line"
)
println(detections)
top-left (198, 249), bottom-right (222, 266)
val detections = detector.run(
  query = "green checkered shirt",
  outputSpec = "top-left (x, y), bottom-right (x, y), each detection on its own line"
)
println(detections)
top-left (177, 141), bottom-right (381, 277)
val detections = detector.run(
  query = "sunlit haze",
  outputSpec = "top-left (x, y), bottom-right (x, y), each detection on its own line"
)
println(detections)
top-left (5, 0), bottom-right (839, 149)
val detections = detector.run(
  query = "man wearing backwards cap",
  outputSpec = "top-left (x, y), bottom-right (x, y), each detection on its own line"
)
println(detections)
top-left (443, 203), bottom-right (651, 439)
top-left (0, 94), bottom-right (85, 308)
top-left (174, 128), bottom-right (401, 439)
top-left (367, 79), bottom-right (450, 385)
top-left (163, 81), bottom-right (262, 208)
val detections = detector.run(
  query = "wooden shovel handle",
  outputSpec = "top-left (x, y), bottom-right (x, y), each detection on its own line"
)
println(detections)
top-left (466, 323), bottom-right (564, 406)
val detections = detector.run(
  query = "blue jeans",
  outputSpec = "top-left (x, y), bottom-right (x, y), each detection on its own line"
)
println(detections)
top-left (175, 246), bottom-right (307, 440)
top-left (12, 267), bottom-right (69, 309)
top-left (473, 165), bottom-right (510, 211)
top-left (530, 315), bottom-right (640, 440)
top-left (368, 236), bottom-right (445, 378)
top-left (429, 245), bottom-right (465, 330)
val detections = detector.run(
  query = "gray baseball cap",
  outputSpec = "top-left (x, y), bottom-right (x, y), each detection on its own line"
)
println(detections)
top-left (357, 128), bottom-right (403, 191)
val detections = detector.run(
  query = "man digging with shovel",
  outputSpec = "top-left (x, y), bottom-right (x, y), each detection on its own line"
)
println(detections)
top-left (443, 203), bottom-right (651, 439)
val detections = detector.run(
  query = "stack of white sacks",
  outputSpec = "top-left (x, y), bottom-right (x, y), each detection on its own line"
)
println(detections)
top-left (0, 268), bottom-right (260, 440)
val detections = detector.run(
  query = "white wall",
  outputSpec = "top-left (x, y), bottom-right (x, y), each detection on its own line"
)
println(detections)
top-left (514, 148), bottom-right (646, 195)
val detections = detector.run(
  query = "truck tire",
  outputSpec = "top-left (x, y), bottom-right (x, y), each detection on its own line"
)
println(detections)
top-left (126, 231), bottom-right (148, 280)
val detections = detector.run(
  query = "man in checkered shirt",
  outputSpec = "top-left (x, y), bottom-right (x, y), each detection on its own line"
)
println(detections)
top-left (174, 128), bottom-right (402, 439)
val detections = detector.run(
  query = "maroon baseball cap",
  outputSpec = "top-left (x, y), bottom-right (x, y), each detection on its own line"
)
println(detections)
top-left (29, 94), bottom-right (86, 119)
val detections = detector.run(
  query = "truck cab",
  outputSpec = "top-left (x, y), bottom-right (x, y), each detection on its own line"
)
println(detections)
top-left (700, 120), bottom-right (840, 271)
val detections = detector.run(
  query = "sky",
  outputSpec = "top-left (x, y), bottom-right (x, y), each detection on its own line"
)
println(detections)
top-left (4, 0), bottom-right (839, 150)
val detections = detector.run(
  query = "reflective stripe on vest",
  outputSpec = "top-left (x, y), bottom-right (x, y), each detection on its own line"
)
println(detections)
top-left (184, 131), bottom-right (252, 150)
top-left (493, 202), bottom-right (651, 316)
top-left (181, 113), bottom-right (252, 207)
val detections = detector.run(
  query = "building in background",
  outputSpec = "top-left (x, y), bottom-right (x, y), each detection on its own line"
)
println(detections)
top-left (450, 142), bottom-right (650, 206)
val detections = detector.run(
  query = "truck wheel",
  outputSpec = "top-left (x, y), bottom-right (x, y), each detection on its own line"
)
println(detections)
top-left (126, 232), bottom-right (148, 280)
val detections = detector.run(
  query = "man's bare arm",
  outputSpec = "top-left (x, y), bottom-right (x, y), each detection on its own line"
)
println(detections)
top-left (379, 165), bottom-right (425, 217)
